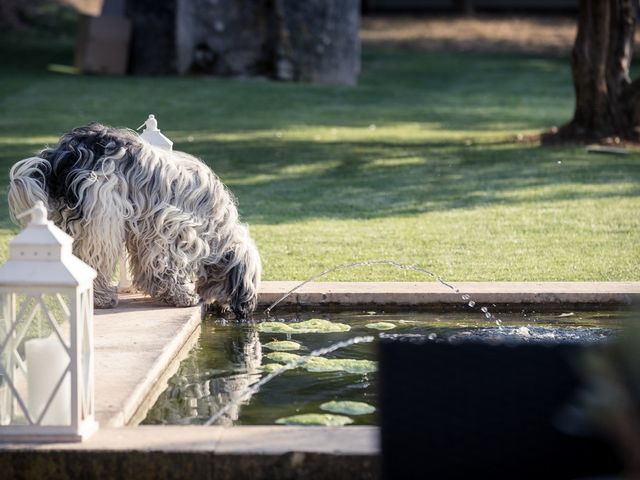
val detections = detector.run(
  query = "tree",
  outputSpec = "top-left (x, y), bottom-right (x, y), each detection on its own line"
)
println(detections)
top-left (543, 0), bottom-right (640, 144)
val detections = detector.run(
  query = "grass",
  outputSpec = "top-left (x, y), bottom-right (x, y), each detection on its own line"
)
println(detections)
top-left (0, 30), bottom-right (638, 282)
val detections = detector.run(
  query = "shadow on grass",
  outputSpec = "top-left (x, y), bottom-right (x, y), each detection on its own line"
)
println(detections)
top-left (0, 37), bottom-right (572, 134)
top-left (0, 31), bottom-right (637, 228)
top-left (185, 137), bottom-right (640, 223)
top-left (0, 133), bottom-right (638, 228)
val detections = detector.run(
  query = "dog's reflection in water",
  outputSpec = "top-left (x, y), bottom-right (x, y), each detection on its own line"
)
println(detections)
top-left (145, 326), bottom-right (263, 425)
top-left (206, 327), bottom-right (263, 424)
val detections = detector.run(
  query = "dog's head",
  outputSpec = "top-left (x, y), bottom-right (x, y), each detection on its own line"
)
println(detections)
top-left (225, 236), bottom-right (261, 319)
top-left (198, 227), bottom-right (261, 319)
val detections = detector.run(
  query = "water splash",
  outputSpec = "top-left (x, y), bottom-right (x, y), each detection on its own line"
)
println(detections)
top-left (264, 260), bottom-right (436, 315)
top-left (263, 260), bottom-right (503, 328)
top-left (203, 335), bottom-right (375, 426)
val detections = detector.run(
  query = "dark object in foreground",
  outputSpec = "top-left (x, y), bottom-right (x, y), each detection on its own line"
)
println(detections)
top-left (379, 339), bottom-right (620, 480)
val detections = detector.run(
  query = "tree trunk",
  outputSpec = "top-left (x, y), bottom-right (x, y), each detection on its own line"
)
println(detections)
top-left (544, 0), bottom-right (640, 143)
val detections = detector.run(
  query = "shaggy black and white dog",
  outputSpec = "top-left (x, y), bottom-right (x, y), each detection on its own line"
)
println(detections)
top-left (8, 123), bottom-right (261, 317)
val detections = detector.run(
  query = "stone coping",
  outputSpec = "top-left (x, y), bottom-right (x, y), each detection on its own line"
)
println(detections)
top-left (0, 425), bottom-right (378, 454)
top-left (0, 427), bottom-right (379, 479)
top-left (258, 281), bottom-right (640, 308)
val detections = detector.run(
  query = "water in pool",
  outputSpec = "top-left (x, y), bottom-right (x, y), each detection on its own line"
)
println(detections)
top-left (142, 310), bottom-right (623, 427)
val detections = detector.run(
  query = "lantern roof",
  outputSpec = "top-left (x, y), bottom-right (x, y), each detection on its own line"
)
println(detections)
top-left (0, 202), bottom-right (97, 287)
top-left (138, 114), bottom-right (173, 151)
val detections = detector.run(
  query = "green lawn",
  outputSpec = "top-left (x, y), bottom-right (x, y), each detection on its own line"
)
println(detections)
top-left (0, 31), bottom-right (638, 282)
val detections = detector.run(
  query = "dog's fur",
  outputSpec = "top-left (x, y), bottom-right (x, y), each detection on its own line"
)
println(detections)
top-left (8, 123), bottom-right (261, 317)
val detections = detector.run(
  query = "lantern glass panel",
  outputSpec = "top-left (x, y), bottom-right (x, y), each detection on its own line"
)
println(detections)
top-left (0, 292), bottom-right (72, 427)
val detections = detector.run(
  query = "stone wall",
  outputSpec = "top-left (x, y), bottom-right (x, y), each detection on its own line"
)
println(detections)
top-left (126, 0), bottom-right (360, 85)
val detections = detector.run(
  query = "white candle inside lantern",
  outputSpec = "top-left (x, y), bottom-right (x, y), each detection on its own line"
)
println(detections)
top-left (26, 335), bottom-right (70, 425)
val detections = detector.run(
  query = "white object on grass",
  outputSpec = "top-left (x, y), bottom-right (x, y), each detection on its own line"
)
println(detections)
top-left (138, 114), bottom-right (173, 151)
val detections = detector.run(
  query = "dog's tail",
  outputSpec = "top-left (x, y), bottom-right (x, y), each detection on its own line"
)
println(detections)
top-left (8, 157), bottom-right (51, 225)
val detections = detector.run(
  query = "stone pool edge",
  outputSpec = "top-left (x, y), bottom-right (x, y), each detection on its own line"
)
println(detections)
top-left (0, 426), bottom-right (379, 479)
top-left (258, 281), bottom-right (640, 309)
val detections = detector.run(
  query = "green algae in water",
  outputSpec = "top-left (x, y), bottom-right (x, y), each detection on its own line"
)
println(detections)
top-left (262, 363), bottom-right (284, 373)
top-left (263, 353), bottom-right (376, 374)
top-left (265, 352), bottom-right (301, 363)
top-left (275, 413), bottom-right (354, 426)
top-left (320, 400), bottom-right (376, 415)
top-left (304, 357), bottom-right (377, 374)
top-left (257, 319), bottom-right (351, 334)
top-left (263, 340), bottom-right (302, 351)
top-left (365, 322), bottom-right (396, 331)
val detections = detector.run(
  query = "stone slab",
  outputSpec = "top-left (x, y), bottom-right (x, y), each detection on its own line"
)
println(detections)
top-left (216, 425), bottom-right (378, 455)
top-left (93, 295), bottom-right (202, 427)
top-left (258, 281), bottom-right (640, 308)
top-left (0, 426), bottom-right (378, 454)
top-left (0, 426), bottom-right (379, 480)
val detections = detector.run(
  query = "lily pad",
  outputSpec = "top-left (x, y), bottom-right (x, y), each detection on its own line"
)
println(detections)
top-left (263, 340), bottom-right (301, 351)
top-left (261, 363), bottom-right (284, 373)
top-left (263, 354), bottom-right (376, 374)
top-left (320, 401), bottom-right (376, 415)
top-left (258, 319), bottom-right (351, 334)
top-left (365, 322), bottom-right (396, 331)
top-left (265, 352), bottom-right (302, 363)
top-left (304, 357), bottom-right (377, 374)
top-left (275, 413), bottom-right (353, 426)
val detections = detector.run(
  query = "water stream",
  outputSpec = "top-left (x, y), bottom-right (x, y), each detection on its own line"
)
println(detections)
top-left (264, 259), bottom-right (503, 327)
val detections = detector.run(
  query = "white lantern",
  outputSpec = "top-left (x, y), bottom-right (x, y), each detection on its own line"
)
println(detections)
top-left (118, 113), bottom-right (174, 292)
top-left (0, 202), bottom-right (98, 442)
top-left (138, 114), bottom-right (173, 151)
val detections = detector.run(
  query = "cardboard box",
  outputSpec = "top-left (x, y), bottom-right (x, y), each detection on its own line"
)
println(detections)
top-left (62, 0), bottom-right (104, 16)
top-left (75, 14), bottom-right (132, 75)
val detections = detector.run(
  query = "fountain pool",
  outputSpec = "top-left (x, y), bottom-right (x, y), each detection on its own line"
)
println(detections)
top-left (143, 309), bottom-right (625, 427)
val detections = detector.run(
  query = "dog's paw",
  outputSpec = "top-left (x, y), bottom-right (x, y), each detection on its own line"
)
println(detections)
top-left (167, 292), bottom-right (201, 308)
top-left (94, 295), bottom-right (119, 309)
